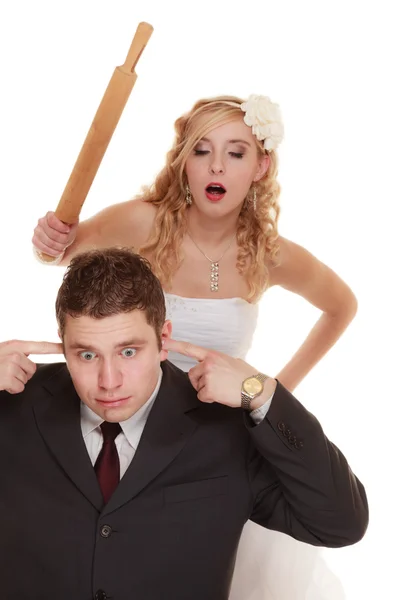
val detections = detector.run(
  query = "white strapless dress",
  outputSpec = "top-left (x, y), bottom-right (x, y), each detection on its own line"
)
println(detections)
top-left (165, 293), bottom-right (346, 600)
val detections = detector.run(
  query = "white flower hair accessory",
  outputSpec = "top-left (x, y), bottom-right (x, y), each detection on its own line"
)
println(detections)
top-left (240, 94), bottom-right (284, 152)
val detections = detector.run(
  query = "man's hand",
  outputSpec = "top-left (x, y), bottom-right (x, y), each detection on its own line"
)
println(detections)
top-left (0, 340), bottom-right (64, 394)
top-left (164, 339), bottom-right (276, 409)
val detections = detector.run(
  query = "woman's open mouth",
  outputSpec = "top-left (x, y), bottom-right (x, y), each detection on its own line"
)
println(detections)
top-left (205, 183), bottom-right (226, 202)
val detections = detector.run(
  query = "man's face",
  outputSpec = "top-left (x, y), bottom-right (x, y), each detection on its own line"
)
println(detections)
top-left (62, 311), bottom-right (171, 422)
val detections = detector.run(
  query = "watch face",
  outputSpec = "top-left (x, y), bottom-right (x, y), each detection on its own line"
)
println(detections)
top-left (243, 377), bottom-right (263, 396)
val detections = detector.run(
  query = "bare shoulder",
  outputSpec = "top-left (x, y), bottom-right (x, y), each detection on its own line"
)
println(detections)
top-left (268, 236), bottom-right (357, 314)
top-left (121, 198), bottom-right (157, 242)
top-left (78, 198), bottom-right (157, 248)
top-left (268, 236), bottom-right (323, 288)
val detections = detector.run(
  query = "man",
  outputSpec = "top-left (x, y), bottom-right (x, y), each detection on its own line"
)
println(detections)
top-left (0, 248), bottom-right (368, 600)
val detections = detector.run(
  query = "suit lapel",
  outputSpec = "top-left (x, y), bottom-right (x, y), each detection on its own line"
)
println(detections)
top-left (104, 362), bottom-right (200, 515)
top-left (33, 365), bottom-right (103, 512)
top-left (33, 361), bottom-right (201, 516)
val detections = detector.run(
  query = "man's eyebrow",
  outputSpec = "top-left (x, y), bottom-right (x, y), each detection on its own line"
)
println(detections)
top-left (68, 343), bottom-right (97, 351)
top-left (115, 339), bottom-right (147, 348)
top-left (68, 339), bottom-right (147, 351)
top-left (198, 137), bottom-right (251, 147)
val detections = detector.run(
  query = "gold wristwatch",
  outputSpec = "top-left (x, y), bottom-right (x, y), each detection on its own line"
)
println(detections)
top-left (241, 373), bottom-right (268, 410)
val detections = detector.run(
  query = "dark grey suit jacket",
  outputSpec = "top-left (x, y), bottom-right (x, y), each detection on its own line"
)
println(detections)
top-left (0, 361), bottom-right (368, 600)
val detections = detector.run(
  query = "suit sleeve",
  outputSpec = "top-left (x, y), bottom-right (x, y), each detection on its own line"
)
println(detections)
top-left (245, 381), bottom-right (368, 548)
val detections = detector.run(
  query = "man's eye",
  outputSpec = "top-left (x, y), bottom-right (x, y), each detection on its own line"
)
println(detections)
top-left (80, 351), bottom-right (96, 361)
top-left (121, 348), bottom-right (137, 358)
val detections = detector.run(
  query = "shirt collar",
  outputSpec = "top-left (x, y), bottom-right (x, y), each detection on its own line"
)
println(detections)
top-left (80, 368), bottom-right (163, 449)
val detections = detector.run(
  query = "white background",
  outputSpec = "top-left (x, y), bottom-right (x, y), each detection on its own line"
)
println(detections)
top-left (0, 1), bottom-right (398, 597)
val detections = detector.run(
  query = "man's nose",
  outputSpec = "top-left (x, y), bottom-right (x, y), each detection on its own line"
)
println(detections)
top-left (98, 360), bottom-right (122, 390)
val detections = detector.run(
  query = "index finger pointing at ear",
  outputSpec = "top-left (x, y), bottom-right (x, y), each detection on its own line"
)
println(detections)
top-left (163, 339), bottom-right (209, 362)
top-left (28, 342), bottom-right (64, 354)
top-left (23, 341), bottom-right (64, 355)
top-left (0, 340), bottom-right (64, 356)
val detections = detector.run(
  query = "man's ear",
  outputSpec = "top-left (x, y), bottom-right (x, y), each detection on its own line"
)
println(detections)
top-left (160, 320), bottom-right (172, 361)
top-left (253, 154), bottom-right (270, 182)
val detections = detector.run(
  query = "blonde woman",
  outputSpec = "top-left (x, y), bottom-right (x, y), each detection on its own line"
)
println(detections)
top-left (32, 95), bottom-right (354, 599)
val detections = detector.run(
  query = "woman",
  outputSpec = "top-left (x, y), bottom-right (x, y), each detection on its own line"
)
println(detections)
top-left (32, 94), bottom-right (355, 598)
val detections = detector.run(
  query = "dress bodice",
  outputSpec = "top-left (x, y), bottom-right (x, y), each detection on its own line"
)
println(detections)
top-left (164, 292), bottom-right (259, 371)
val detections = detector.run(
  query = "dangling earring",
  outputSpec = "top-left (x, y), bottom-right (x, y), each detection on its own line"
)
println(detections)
top-left (185, 185), bottom-right (192, 205)
top-left (252, 186), bottom-right (257, 210)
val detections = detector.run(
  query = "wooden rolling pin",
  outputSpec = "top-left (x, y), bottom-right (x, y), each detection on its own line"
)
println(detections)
top-left (40, 21), bottom-right (153, 262)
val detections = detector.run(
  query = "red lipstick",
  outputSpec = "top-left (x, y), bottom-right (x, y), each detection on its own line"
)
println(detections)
top-left (205, 182), bottom-right (226, 202)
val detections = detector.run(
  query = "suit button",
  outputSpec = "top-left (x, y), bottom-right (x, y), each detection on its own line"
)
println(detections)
top-left (94, 591), bottom-right (108, 600)
top-left (100, 525), bottom-right (112, 538)
top-left (277, 421), bottom-right (285, 432)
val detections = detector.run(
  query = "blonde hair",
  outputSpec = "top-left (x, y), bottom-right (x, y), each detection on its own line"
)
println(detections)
top-left (138, 95), bottom-right (281, 302)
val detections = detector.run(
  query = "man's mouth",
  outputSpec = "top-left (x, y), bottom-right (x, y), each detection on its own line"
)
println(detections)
top-left (96, 397), bottom-right (130, 406)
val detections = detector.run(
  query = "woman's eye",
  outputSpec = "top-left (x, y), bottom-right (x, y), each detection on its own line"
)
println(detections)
top-left (194, 149), bottom-right (209, 155)
top-left (229, 152), bottom-right (244, 159)
top-left (121, 348), bottom-right (137, 358)
top-left (80, 351), bottom-right (96, 361)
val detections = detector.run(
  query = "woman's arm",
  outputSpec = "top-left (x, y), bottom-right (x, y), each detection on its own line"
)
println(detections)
top-left (32, 199), bottom-right (156, 266)
top-left (269, 237), bottom-right (358, 391)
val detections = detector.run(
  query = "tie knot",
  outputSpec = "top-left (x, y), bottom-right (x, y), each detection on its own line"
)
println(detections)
top-left (100, 421), bottom-right (122, 442)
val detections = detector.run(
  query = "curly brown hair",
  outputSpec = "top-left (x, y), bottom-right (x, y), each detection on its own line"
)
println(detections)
top-left (138, 95), bottom-right (281, 302)
top-left (56, 248), bottom-right (166, 347)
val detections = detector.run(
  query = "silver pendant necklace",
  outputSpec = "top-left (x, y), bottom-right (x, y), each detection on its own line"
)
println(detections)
top-left (187, 231), bottom-right (236, 292)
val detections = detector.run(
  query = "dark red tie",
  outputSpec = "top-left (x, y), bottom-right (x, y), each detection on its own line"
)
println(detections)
top-left (94, 421), bottom-right (122, 504)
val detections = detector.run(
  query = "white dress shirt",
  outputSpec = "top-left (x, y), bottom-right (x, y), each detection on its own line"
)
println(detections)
top-left (81, 369), bottom-right (274, 478)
